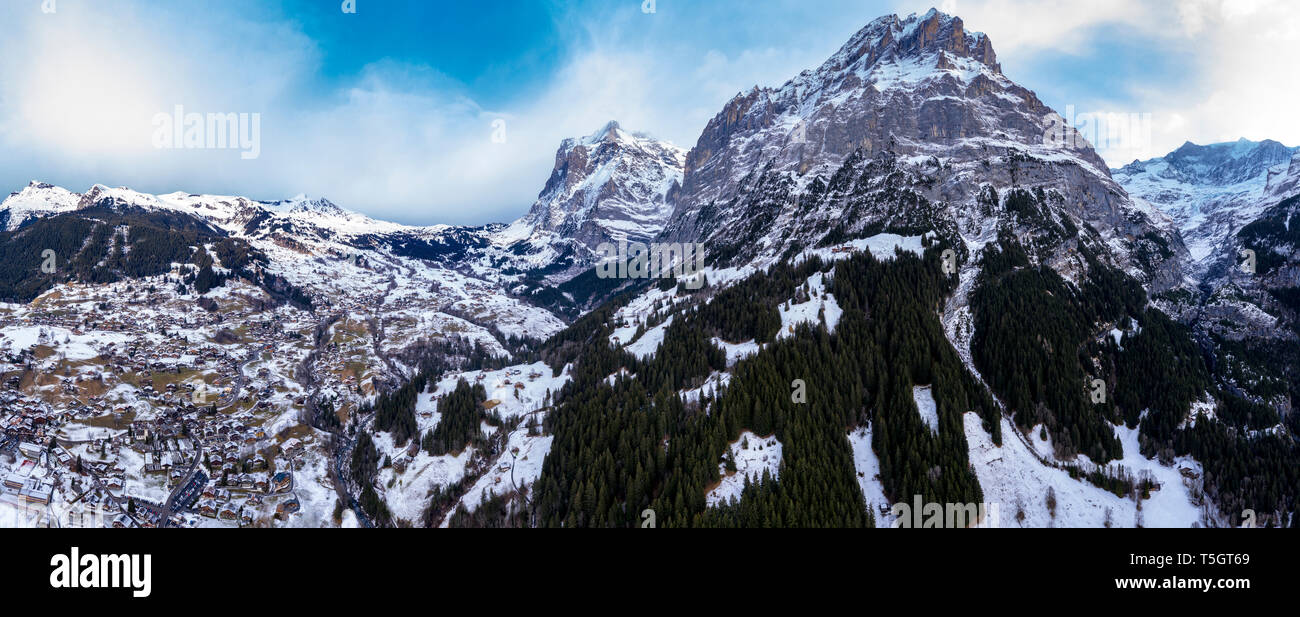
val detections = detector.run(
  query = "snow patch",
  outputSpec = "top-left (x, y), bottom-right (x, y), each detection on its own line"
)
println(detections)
top-left (706, 431), bottom-right (782, 507)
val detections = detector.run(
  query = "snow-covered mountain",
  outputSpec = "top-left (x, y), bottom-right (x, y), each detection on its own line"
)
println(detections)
top-left (1116, 140), bottom-right (1300, 340)
top-left (1, 182), bottom-right (415, 238)
top-left (0, 181), bottom-right (566, 352)
top-left (0, 121), bottom-right (688, 320)
top-left (0, 181), bottom-right (83, 231)
top-left (1115, 139), bottom-right (1298, 269)
top-left (661, 8), bottom-right (1182, 292)
top-left (494, 121), bottom-right (686, 281)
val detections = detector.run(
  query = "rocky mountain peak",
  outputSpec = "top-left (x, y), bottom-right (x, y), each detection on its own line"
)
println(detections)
top-left (826, 8), bottom-right (1000, 78)
top-left (661, 9), bottom-right (1181, 295)
top-left (518, 121), bottom-right (685, 245)
top-left (668, 8), bottom-right (1075, 215)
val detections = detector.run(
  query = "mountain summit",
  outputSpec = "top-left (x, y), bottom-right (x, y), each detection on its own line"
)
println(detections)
top-left (497, 121), bottom-right (686, 281)
top-left (518, 121), bottom-right (685, 245)
top-left (661, 8), bottom-right (1178, 293)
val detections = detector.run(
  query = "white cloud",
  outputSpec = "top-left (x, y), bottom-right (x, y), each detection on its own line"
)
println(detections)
top-left (907, 0), bottom-right (1160, 55)
top-left (1134, 0), bottom-right (1300, 157)
top-left (904, 0), bottom-right (1300, 161)
top-left (0, 0), bottom-right (850, 226)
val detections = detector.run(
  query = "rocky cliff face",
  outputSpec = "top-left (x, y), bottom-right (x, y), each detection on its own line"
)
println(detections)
top-left (1266, 150), bottom-right (1300, 202)
top-left (493, 121), bottom-right (686, 282)
top-left (660, 8), bottom-right (1183, 293)
top-left (523, 121), bottom-right (685, 246)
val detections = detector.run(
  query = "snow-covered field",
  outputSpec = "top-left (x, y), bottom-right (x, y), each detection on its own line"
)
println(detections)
top-left (706, 431), bottom-right (783, 507)
top-left (776, 271), bottom-right (842, 340)
top-left (371, 361), bottom-right (569, 525)
top-left (439, 428), bottom-right (553, 526)
top-left (711, 338), bottom-right (761, 368)
top-left (429, 361), bottom-right (569, 422)
top-left (621, 316), bottom-right (673, 360)
top-left (848, 425), bottom-right (895, 526)
top-left (796, 233), bottom-right (929, 264)
top-left (964, 413), bottom-right (1206, 528)
top-left (913, 386), bottom-right (939, 435)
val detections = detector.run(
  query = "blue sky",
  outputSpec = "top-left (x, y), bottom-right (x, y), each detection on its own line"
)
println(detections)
top-left (0, 0), bottom-right (1296, 225)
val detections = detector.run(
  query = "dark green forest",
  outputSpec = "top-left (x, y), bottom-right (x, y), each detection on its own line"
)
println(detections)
top-left (527, 244), bottom-right (1000, 527)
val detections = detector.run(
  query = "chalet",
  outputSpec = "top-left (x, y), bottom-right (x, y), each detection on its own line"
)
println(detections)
top-left (280, 437), bottom-right (302, 457)
top-left (17, 442), bottom-right (42, 460)
top-left (276, 498), bottom-right (300, 515)
top-left (271, 472), bottom-right (291, 492)
top-left (197, 500), bottom-right (217, 517)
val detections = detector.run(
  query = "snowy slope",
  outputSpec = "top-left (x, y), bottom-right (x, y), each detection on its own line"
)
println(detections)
top-left (0, 181), bottom-right (82, 230)
top-left (1114, 139), bottom-right (1297, 270)
top-left (706, 431), bottom-right (783, 507)
top-left (964, 413), bottom-right (1208, 528)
